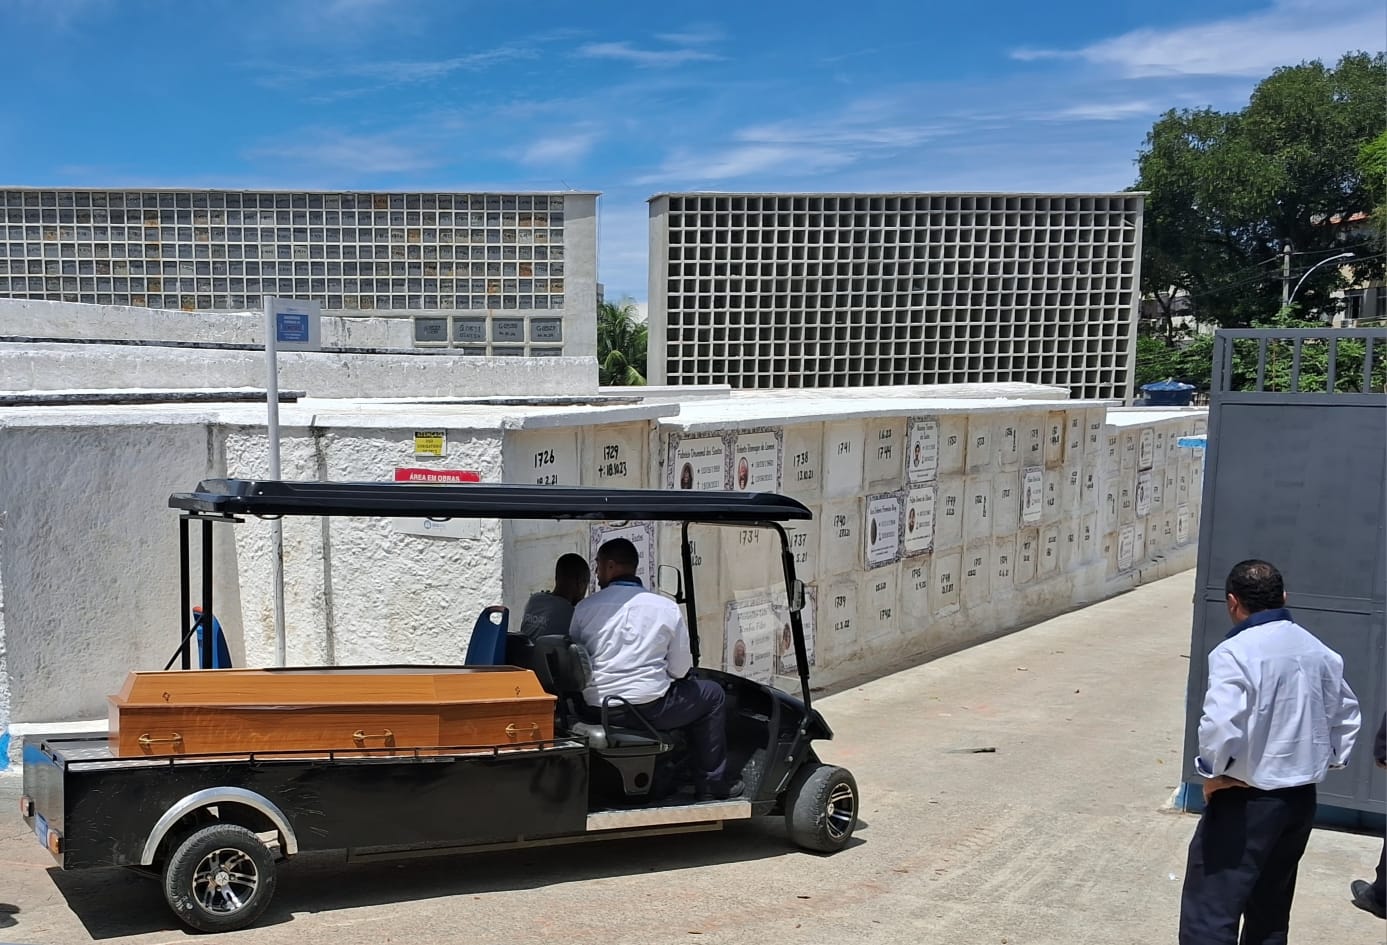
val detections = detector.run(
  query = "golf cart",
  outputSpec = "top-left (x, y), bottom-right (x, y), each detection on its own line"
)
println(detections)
top-left (20, 479), bottom-right (858, 932)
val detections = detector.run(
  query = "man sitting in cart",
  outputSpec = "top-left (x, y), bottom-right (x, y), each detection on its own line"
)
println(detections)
top-left (569, 538), bottom-right (744, 800)
top-left (519, 552), bottom-right (590, 640)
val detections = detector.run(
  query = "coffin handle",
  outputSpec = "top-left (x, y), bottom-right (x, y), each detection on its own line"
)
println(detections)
top-left (506, 722), bottom-right (541, 740)
top-left (137, 733), bottom-right (184, 750)
top-left (352, 729), bottom-right (395, 746)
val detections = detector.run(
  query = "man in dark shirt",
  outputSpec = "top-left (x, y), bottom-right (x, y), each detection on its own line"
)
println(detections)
top-left (519, 553), bottom-right (590, 640)
top-left (1350, 713), bottom-right (1387, 919)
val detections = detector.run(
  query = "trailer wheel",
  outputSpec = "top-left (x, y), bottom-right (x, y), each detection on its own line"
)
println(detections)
top-left (162, 823), bottom-right (277, 933)
top-left (784, 763), bottom-right (858, 853)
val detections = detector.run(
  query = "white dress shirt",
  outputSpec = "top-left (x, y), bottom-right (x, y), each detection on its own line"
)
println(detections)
top-left (1195, 609), bottom-right (1360, 790)
top-left (568, 578), bottom-right (693, 708)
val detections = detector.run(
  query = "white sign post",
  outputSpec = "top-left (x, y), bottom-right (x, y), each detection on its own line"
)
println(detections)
top-left (264, 297), bottom-right (321, 667)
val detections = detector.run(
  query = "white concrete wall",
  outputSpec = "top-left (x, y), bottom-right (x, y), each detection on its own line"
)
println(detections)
top-left (0, 297), bottom-right (414, 349)
top-left (0, 342), bottom-right (596, 398)
top-left (0, 414), bottom-right (225, 722)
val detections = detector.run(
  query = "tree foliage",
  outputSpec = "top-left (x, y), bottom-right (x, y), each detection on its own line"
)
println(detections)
top-left (597, 298), bottom-right (647, 386)
top-left (1135, 52), bottom-right (1386, 330)
top-left (1135, 309), bottom-right (1387, 395)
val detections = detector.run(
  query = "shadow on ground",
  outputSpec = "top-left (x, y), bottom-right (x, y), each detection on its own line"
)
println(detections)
top-left (48, 817), bottom-right (867, 939)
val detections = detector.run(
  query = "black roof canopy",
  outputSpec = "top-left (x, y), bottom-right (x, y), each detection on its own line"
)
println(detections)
top-left (169, 479), bottom-right (813, 523)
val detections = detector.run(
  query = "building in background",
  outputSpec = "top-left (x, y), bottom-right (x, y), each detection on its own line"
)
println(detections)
top-left (647, 192), bottom-right (1145, 400)
top-left (0, 188), bottom-right (598, 358)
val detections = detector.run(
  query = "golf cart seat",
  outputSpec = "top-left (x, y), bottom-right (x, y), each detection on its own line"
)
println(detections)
top-left (463, 606), bottom-right (509, 665)
top-left (529, 634), bottom-right (673, 798)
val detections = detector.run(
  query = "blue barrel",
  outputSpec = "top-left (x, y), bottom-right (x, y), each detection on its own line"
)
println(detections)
top-left (1140, 378), bottom-right (1196, 407)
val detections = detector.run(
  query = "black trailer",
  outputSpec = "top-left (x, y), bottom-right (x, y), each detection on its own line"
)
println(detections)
top-left (20, 479), bottom-right (858, 932)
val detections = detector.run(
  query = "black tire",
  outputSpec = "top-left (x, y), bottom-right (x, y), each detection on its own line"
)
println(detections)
top-left (784, 763), bottom-right (859, 853)
top-left (162, 823), bottom-right (277, 933)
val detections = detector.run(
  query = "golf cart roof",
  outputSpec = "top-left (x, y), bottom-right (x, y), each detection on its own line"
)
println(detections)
top-left (169, 479), bottom-right (814, 523)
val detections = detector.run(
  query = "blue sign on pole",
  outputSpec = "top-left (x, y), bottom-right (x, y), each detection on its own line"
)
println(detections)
top-left (276, 312), bottom-right (310, 344)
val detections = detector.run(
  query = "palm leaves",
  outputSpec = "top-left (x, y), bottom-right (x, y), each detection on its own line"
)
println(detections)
top-left (597, 299), bottom-right (648, 386)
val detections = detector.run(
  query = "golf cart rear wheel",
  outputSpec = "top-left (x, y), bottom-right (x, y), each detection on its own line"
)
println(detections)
top-left (785, 763), bottom-right (858, 853)
top-left (162, 823), bottom-right (277, 933)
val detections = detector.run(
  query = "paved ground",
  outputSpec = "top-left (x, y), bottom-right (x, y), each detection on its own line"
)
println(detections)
top-left (1, 571), bottom-right (1382, 944)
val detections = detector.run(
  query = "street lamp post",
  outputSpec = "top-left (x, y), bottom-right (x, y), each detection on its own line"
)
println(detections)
top-left (1287, 252), bottom-right (1355, 307)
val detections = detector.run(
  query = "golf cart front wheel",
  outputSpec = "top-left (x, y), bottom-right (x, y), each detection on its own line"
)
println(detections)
top-left (162, 823), bottom-right (277, 933)
top-left (785, 763), bottom-right (858, 853)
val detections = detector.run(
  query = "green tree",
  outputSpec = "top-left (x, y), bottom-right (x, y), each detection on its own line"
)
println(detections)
top-left (1358, 129), bottom-right (1387, 248)
top-left (1134, 52), bottom-right (1387, 329)
top-left (597, 298), bottom-right (648, 386)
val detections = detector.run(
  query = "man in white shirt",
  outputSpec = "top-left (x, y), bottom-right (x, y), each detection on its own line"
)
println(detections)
top-left (568, 537), bottom-right (742, 800)
top-left (1179, 559), bottom-right (1361, 944)
top-left (518, 553), bottom-right (589, 641)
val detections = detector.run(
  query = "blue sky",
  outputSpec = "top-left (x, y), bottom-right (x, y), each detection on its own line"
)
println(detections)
top-left (2, 0), bottom-right (1382, 304)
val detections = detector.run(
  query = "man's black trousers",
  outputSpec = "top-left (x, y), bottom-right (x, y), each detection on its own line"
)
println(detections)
top-left (1179, 782), bottom-right (1317, 945)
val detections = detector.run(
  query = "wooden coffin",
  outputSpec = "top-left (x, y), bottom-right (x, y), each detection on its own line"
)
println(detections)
top-left (108, 665), bottom-right (555, 757)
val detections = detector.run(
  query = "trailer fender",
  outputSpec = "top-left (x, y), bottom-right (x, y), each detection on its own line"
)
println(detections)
top-left (141, 787), bottom-right (299, 866)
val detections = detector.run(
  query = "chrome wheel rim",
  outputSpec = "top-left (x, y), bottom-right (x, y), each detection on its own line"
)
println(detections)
top-left (825, 781), bottom-right (856, 840)
top-left (191, 847), bottom-right (258, 914)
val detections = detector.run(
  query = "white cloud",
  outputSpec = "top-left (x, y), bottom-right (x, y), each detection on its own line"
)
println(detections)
top-left (246, 130), bottom-right (439, 175)
top-left (655, 27), bottom-right (723, 46)
top-left (254, 44), bottom-right (538, 91)
top-left (6, 0), bottom-right (111, 29)
top-left (577, 41), bottom-right (720, 68)
top-left (1045, 100), bottom-right (1162, 121)
top-left (1013, 0), bottom-right (1385, 78)
top-left (520, 131), bottom-right (598, 167)
top-left (636, 95), bottom-right (949, 185)
top-left (637, 143), bottom-right (854, 185)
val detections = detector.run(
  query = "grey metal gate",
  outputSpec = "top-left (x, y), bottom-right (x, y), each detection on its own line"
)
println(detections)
top-left (1182, 328), bottom-right (1386, 820)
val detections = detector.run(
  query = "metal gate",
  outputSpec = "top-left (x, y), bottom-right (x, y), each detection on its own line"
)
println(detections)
top-left (1182, 328), bottom-right (1386, 820)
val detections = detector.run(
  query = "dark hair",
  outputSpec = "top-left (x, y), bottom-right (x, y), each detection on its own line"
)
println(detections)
top-left (1225, 559), bottom-right (1285, 614)
top-left (597, 537), bottom-right (639, 570)
top-left (554, 553), bottom-right (590, 584)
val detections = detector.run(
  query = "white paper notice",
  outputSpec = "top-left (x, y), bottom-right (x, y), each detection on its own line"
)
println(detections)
top-left (907, 417), bottom-right (940, 484)
top-left (865, 493), bottom-right (903, 569)
top-left (723, 595), bottom-right (777, 685)
top-left (671, 435), bottom-right (727, 491)
top-left (1118, 523), bottom-right (1136, 571)
top-left (588, 522), bottom-right (657, 590)
top-left (903, 486), bottom-right (936, 556)
top-left (734, 430), bottom-right (781, 492)
top-left (1021, 466), bottom-right (1044, 524)
top-left (1135, 470), bottom-right (1152, 518)
top-left (774, 588), bottom-right (815, 676)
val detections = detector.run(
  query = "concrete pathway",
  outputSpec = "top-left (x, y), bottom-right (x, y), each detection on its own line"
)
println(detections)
top-left (0, 571), bottom-right (1382, 944)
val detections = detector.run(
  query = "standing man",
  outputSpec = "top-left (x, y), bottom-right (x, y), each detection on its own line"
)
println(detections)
top-left (569, 537), bottom-right (742, 800)
top-left (1349, 712), bottom-right (1386, 919)
top-left (1179, 559), bottom-right (1361, 944)
top-left (518, 553), bottom-right (590, 641)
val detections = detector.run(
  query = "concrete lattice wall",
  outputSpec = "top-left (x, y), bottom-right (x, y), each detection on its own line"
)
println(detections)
top-left (648, 192), bottom-right (1144, 400)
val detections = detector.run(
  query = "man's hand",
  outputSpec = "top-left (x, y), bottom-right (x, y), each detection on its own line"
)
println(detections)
top-left (1203, 775), bottom-right (1249, 802)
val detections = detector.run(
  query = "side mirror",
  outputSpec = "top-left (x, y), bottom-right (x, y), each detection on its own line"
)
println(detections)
top-left (789, 579), bottom-right (806, 613)
top-left (656, 564), bottom-right (683, 600)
